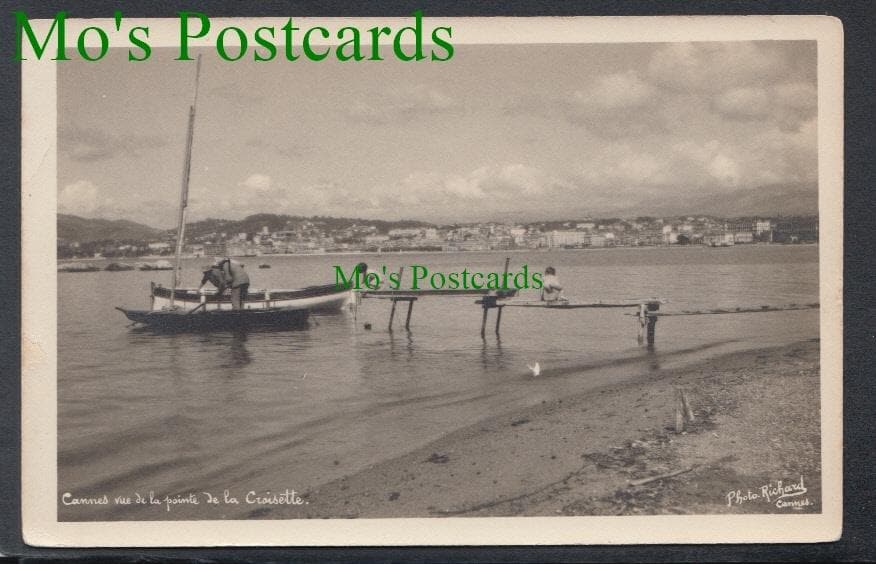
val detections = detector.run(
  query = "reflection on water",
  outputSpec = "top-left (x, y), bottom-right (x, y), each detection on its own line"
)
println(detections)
top-left (226, 331), bottom-right (252, 369)
top-left (58, 245), bottom-right (820, 520)
top-left (388, 330), bottom-right (415, 361)
top-left (480, 337), bottom-right (506, 371)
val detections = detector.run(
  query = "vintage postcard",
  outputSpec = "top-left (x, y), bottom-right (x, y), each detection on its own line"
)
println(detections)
top-left (21, 15), bottom-right (842, 546)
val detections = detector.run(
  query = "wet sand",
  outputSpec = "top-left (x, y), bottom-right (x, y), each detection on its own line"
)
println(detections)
top-left (288, 339), bottom-right (822, 518)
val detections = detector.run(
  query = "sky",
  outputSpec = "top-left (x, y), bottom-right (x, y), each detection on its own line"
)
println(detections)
top-left (58, 41), bottom-right (818, 228)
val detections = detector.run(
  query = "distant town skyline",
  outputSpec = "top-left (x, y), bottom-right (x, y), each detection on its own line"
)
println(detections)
top-left (57, 211), bottom-right (819, 260)
top-left (59, 41), bottom-right (817, 229)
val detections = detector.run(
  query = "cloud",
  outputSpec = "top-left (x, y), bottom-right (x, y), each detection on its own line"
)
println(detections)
top-left (563, 71), bottom-right (664, 137)
top-left (711, 82), bottom-right (816, 131)
top-left (712, 87), bottom-right (772, 120)
top-left (343, 84), bottom-right (460, 124)
top-left (59, 180), bottom-right (102, 216)
top-left (572, 71), bottom-right (656, 111)
top-left (647, 42), bottom-right (787, 93)
top-left (245, 137), bottom-right (307, 158)
top-left (338, 164), bottom-right (583, 221)
top-left (188, 173), bottom-right (385, 221)
top-left (402, 164), bottom-right (558, 203)
top-left (239, 173), bottom-right (272, 192)
top-left (506, 71), bottom-right (665, 138)
top-left (59, 123), bottom-right (166, 162)
top-left (208, 82), bottom-right (265, 105)
top-left (58, 180), bottom-right (177, 226)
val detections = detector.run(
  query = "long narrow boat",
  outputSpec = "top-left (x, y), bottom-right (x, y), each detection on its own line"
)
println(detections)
top-left (116, 305), bottom-right (309, 332)
top-left (118, 282), bottom-right (350, 329)
top-left (149, 283), bottom-right (352, 313)
top-left (116, 57), bottom-right (344, 332)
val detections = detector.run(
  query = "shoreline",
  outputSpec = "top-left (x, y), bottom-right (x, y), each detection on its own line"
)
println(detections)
top-left (58, 242), bottom-right (818, 262)
top-left (57, 338), bottom-right (822, 521)
top-left (294, 339), bottom-right (821, 518)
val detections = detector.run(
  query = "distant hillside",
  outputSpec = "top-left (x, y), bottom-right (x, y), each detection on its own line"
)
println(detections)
top-left (659, 185), bottom-right (819, 218)
top-left (183, 213), bottom-right (434, 240)
top-left (589, 184), bottom-right (819, 219)
top-left (58, 214), bottom-right (164, 243)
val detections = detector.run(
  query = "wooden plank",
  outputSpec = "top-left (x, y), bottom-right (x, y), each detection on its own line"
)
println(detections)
top-left (362, 289), bottom-right (505, 298)
top-left (502, 301), bottom-right (642, 309)
top-left (644, 305), bottom-right (818, 317)
top-left (629, 467), bottom-right (693, 486)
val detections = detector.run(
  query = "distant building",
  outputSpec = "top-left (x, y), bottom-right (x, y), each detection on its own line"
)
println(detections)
top-left (204, 242), bottom-right (226, 256)
top-left (705, 233), bottom-right (735, 246)
top-left (755, 220), bottom-right (773, 234)
top-left (773, 217), bottom-right (818, 243)
top-left (548, 230), bottom-right (588, 248)
top-left (388, 228), bottom-right (422, 238)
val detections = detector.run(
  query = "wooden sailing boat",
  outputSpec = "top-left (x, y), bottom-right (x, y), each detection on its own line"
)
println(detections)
top-left (117, 57), bottom-right (349, 331)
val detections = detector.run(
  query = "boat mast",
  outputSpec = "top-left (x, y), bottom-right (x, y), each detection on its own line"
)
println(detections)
top-left (170, 55), bottom-right (202, 307)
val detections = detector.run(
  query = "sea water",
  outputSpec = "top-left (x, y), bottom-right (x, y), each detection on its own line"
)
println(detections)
top-left (57, 245), bottom-right (819, 519)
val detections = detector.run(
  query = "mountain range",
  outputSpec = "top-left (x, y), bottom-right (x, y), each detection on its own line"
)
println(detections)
top-left (58, 186), bottom-right (819, 245)
top-left (57, 214), bottom-right (164, 243)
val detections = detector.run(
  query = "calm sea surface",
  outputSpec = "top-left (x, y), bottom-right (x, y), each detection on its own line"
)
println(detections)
top-left (58, 245), bottom-right (819, 519)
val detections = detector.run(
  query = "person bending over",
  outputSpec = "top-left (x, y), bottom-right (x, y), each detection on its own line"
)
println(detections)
top-left (198, 257), bottom-right (250, 310)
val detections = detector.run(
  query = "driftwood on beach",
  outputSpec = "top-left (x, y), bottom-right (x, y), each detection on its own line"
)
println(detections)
top-left (629, 466), bottom-right (694, 487)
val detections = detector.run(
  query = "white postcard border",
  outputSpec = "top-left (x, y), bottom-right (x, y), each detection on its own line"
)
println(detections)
top-left (21, 15), bottom-right (843, 546)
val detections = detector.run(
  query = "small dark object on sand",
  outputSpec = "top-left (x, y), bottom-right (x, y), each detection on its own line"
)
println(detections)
top-left (426, 453), bottom-right (450, 464)
top-left (364, 323), bottom-right (372, 330)
top-left (511, 418), bottom-right (530, 427)
top-left (388, 492), bottom-right (400, 501)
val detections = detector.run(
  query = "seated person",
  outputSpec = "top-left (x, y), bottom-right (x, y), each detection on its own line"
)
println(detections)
top-left (541, 266), bottom-right (566, 303)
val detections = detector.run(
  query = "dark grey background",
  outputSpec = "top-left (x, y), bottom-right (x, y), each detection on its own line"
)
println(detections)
top-left (1, 0), bottom-right (873, 561)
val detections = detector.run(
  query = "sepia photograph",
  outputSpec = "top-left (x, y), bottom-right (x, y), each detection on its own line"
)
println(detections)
top-left (20, 15), bottom-right (842, 546)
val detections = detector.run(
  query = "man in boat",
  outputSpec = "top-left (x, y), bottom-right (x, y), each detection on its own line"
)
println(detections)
top-left (540, 266), bottom-right (566, 303)
top-left (198, 257), bottom-right (251, 310)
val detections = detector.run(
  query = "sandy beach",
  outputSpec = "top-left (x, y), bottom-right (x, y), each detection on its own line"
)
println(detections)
top-left (272, 339), bottom-right (823, 518)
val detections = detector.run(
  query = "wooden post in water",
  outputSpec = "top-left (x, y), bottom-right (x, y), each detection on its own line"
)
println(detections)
top-left (674, 390), bottom-right (685, 433)
top-left (493, 256), bottom-right (511, 336)
top-left (480, 303), bottom-right (489, 338)
top-left (480, 294), bottom-right (498, 338)
top-left (388, 300), bottom-right (398, 331)
top-left (387, 266), bottom-right (404, 331)
top-left (637, 303), bottom-right (646, 345)
top-left (405, 299), bottom-right (415, 330)
top-left (681, 391), bottom-right (696, 423)
top-left (645, 300), bottom-right (660, 347)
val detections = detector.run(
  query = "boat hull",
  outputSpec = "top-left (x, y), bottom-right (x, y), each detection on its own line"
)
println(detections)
top-left (117, 307), bottom-right (310, 332)
top-left (150, 283), bottom-right (352, 312)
